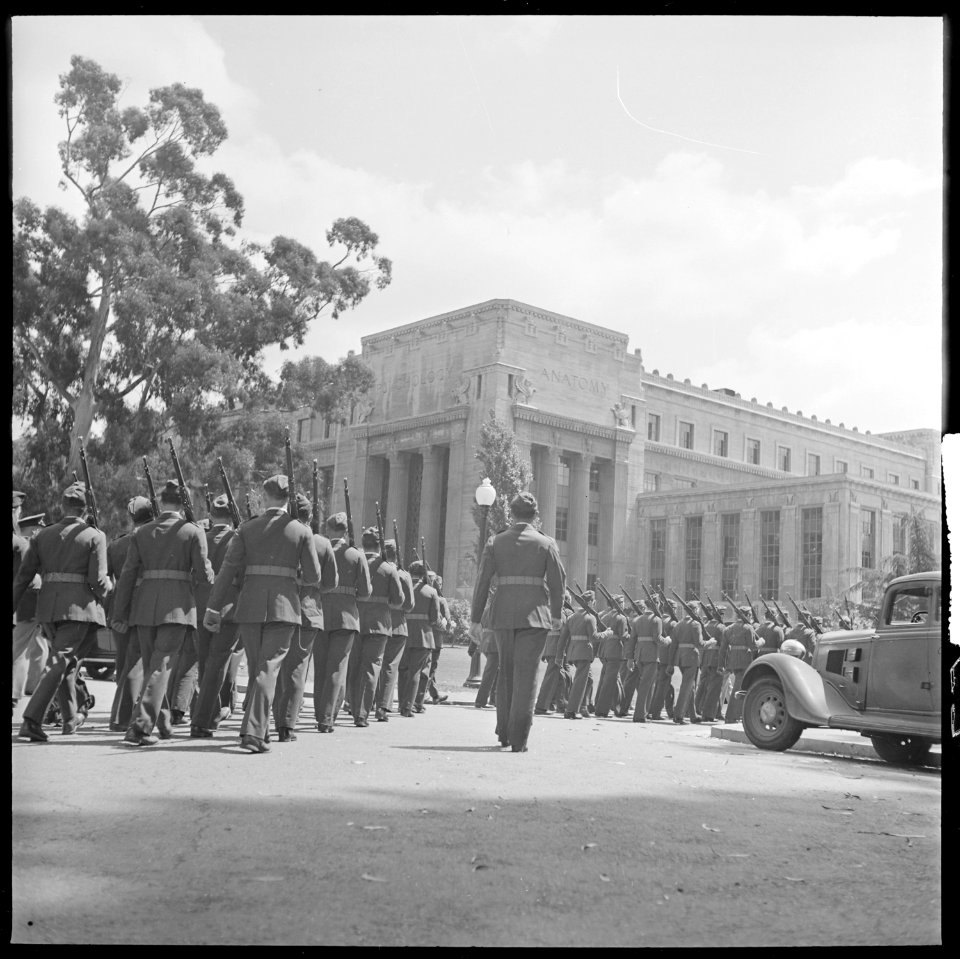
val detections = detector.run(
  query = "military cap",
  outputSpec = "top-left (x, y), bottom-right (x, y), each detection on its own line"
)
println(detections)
top-left (433, 575), bottom-right (443, 588)
top-left (361, 526), bottom-right (380, 546)
top-left (12, 490), bottom-right (26, 508)
top-left (211, 493), bottom-right (231, 511)
top-left (19, 513), bottom-right (46, 530)
top-left (713, 603), bottom-right (727, 611)
top-left (509, 491), bottom-right (538, 519)
top-left (159, 480), bottom-right (182, 502)
top-left (326, 511), bottom-right (348, 531)
top-left (127, 496), bottom-right (155, 523)
top-left (263, 474), bottom-right (289, 498)
top-left (62, 481), bottom-right (87, 505)
top-left (738, 605), bottom-right (752, 615)
top-left (383, 538), bottom-right (397, 551)
top-left (409, 560), bottom-right (425, 576)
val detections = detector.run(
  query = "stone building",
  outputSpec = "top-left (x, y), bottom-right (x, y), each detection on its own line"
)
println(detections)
top-left (291, 299), bottom-right (942, 603)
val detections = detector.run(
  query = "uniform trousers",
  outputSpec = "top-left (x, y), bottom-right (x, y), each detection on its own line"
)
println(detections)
top-left (237, 622), bottom-right (295, 741)
top-left (397, 647), bottom-right (432, 714)
top-left (631, 661), bottom-right (660, 722)
top-left (695, 667), bottom-right (724, 720)
top-left (475, 649), bottom-right (499, 708)
top-left (274, 626), bottom-right (316, 731)
top-left (128, 624), bottom-right (189, 735)
top-left (168, 632), bottom-right (199, 716)
top-left (377, 635), bottom-right (406, 711)
top-left (197, 624), bottom-right (242, 714)
top-left (313, 629), bottom-right (356, 728)
top-left (109, 627), bottom-right (144, 728)
top-left (566, 660), bottom-right (593, 717)
top-left (493, 627), bottom-right (547, 749)
top-left (618, 662), bottom-right (638, 716)
top-left (673, 662), bottom-right (700, 720)
top-left (648, 664), bottom-right (675, 718)
top-left (535, 659), bottom-right (563, 712)
top-left (193, 622), bottom-right (242, 731)
top-left (12, 619), bottom-right (46, 702)
top-left (22, 621), bottom-right (98, 727)
top-left (595, 658), bottom-right (625, 716)
top-left (415, 646), bottom-right (444, 706)
top-left (724, 669), bottom-right (748, 723)
top-left (349, 633), bottom-right (389, 722)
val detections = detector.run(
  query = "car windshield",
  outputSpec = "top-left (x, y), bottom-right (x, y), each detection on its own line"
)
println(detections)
top-left (885, 584), bottom-right (933, 626)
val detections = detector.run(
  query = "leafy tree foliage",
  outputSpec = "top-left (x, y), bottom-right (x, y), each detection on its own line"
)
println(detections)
top-left (470, 415), bottom-right (533, 548)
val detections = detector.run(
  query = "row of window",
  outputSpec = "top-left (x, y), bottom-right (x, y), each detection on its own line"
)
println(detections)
top-left (646, 413), bottom-right (921, 488)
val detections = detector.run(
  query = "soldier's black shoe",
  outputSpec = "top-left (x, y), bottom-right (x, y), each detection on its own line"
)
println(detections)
top-left (511, 745), bottom-right (528, 753)
top-left (632, 716), bottom-right (646, 723)
top-left (498, 738), bottom-right (510, 748)
top-left (62, 713), bottom-right (86, 735)
top-left (170, 709), bottom-right (188, 726)
top-left (431, 693), bottom-right (449, 704)
top-left (18, 718), bottom-right (49, 742)
top-left (595, 711), bottom-right (609, 718)
top-left (534, 708), bottom-right (548, 714)
top-left (240, 735), bottom-right (270, 753)
top-left (673, 717), bottom-right (688, 724)
top-left (413, 704), bottom-right (426, 713)
top-left (317, 724), bottom-right (335, 733)
top-left (375, 708), bottom-right (389, 722)
top-left (156, 712), bottom-right (173, 739)
top-left (190, 726), bottom-right (213, 738)
top-left (400, 709), bottom-right (414, 717)
top-left (278, 727), bottom-right (297, 742)
top-left (122, 728), bottom-right (158, 747)
top-left (354, 718), bottom-right (369, 728)
top-left (563, 713), bottom-right (581, 720)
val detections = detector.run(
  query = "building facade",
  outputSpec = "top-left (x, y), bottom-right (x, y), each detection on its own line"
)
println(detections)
top-left (291, 299), bottom-right (942, 603)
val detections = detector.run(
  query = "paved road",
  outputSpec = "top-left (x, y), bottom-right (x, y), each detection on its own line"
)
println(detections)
top-left (12, 647), bottom-right (941, 945)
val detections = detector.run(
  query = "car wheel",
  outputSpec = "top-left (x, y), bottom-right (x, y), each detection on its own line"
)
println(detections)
top-left (742, 679), bottom-right (804, 751)
top-left (869, 734), bottom-right (932, 766)
top-left (85, 664), bottom-right (115, 681)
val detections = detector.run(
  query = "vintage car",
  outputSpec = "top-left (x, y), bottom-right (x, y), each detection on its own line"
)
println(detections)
top-left (737, 572), bottom-right (942, 765)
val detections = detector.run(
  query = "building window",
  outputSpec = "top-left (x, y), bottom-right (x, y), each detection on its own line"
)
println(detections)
top-left (589, 463), bottom-right (601, 492)
top-left (720, 513), bottom-right (740, 596)
top-left (649, 518), bottom-right (666, 589)
top-left (507, 374), bottom-right (515, 397)
top-left (893, 513), bottom-right (907, 556)
top-left (861, 508), bottom-right (876, 570)
top-left (297, 417), bottom-right (311, 443)
top-left (807, 453), bottom-right (821, 476)
top-left (675, 479), bottom-right (697, 489)
top-left (760, 509), bottom-right (780, 600)
top-left (678, 421), bottom-right (694, 450)
top-left (888, 473), bottom-right (900, 486)
top-left (555, 507), bottom-right (569, 542)
top-left (684, 516), bottom-right (703, 600)
top-left (323, 418), bottom-right (332, 440)
top-left (801, 507), bottom-right (823, 600)
top-left (555, 458), bottom-right (570, 544)
top-left (745, 438), bottom-right (761, 466)
top-left (713, 430), bottom-right (729, 458)
top-left (647, 413), bottom-right (661, 442)
top-left (777, 445), bottom-right (792, 472)
top-left (910, 478), bottom-right (920, 490)
top-left (631, 405), bottom-right (637, 428)
top-left (835, 459), bottom-right (848, 474)
top-left (861, 465), bottom-right (875, 480)
top-left (643, 471), bottom-right (661, 492)
top-left (588, 511), bottom-right (599, 547)
top-left (476, 375), bottom-right (483, 400)
top-left (586, 572), bottom-right (597, 590)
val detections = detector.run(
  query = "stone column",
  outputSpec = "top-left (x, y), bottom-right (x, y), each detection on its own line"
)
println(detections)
top-left (701, 511), bottom-right (720, 597)
top-left (823, 498), bottom-right (843, 601)
top-left (386, 451), bottom-right (411, 564)
top-left (780, 505), bottom-right (798, 599)
top-left (418, 445), bottom-right (445, 564)
top-left (740, 508), bottom-right (757, 596)
top-left (537, 447), bottom-right (560, 539)
top-left (599, 458), bottom-right (629, 588)
top-left (567, 454), bottom-right (590, 588)
top-left (666, 514), bottom-right (684, 590)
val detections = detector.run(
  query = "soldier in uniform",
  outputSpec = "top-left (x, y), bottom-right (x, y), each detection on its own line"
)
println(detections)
top-left (13, 504), bottom-right (47, 715)
top-left (647, 599), bottom-right (679, 720)
top-left (615, 600), bottom-right (641, 718)
top-left (784, 617), bottom-right (816, 663)
top-left (112, 480), bottom-right (213, 746)
top-left (417, 573), bottom-right (451, 707)
top-left (314, 512), bottom-right (372, 733)
top-left (202, 475), bottom-right (320, 753)
top-left (374, 538), bottom-right (414, 721)
top-left (534, 600), bottom-right (570, 715)
top-left (470, 492), bottom-right (566, 752)
top-left (475, 601), bottom-right (499, 709)
top-left (349, 526), bottom-right (402, 727)
top-left (630, 600), bottom-right (666, 722)
top-left (756, 608), bottom-right (785, 658)
top-left (272, 493), bottom-right (338, 740)
top-left (594, 595), bottom-right (629, 717)
top-left (555, 591), bottom-right (608, 720)
top-left (671, 606), bottom-right (705, 723)
top-left (15, 481), bottom-right (110, 741)
top-left (106, 496), bottom-right (154, 731)
top-left (718, 606), bottom-right (761, 724)
top-left (695, 604), bottom-right (726, 722)
top-left (397, 561), bottom-right (441, 717)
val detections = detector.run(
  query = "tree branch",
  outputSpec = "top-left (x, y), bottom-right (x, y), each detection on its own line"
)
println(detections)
top-left (15, 332), bottom-right (77, 405)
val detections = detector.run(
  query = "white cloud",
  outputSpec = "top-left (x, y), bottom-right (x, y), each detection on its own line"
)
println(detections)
top-left (799, 156), bottom-right (940, 209)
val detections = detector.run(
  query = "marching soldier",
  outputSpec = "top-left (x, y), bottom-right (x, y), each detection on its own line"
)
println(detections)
top-left (16, 481), bottom-right (110, 741)
top-left (374, 538), bottom-right (413, 721)
top-left (756, 609), bottom-right (785, 658)
top-left (106, 496), bottom-right (154, 731)
top-left (594, 594), bottom-right (629, 718)
top-left (314, 512), bottom-right (372, 733)
top-left (695, 604), bottom-right (726, 722)
top-left (616, 601), bottom-right (640, 718)
top-left (784, 617), bottom-right (816, 663)
top-left (555, 590), bottom-right (607, 721)
top-left (475, 601), bottom-right (499, 709)
top-left (350, 526), bottom-right (403, 727)
top-left (718, 606), bottom-right (761, 724)
top-left (630, 600), bottom-right (666, 723)
top-left (469, 492), bottom-right (566, 753)
top-left (671, 605), bottom-right (705, 724)
top-left (416, 573), bottom-right (450, 707)
top-left (12, 501), bottom-right (47, 715)
top-left (397, 561), bottom-right (441, 717)
top-left (202, 475), bottom-right (320, 753)
top-left (647, 599), bottom-right (679, 720)
top-left (534, 599), bottom-right (570, 715)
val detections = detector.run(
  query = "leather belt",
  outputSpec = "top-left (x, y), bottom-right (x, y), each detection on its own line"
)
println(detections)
top-left (327, 585), bottom-right (358, 595)
top-left (141, 570), bottom-right (192, 582)
top-left (44, 572), bottom-right (87, 583)
top-left (357, 596), bottom-right (389, 605)
top-left (406, 613), bottom-right (431, 622)
top-left (496, 576), bottom-right (546, 586)
top-left (245, 565), bottom-right (298, 578)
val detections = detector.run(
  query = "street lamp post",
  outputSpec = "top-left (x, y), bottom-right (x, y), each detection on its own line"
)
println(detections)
top-left (464, 477), bottom-right (497, 687)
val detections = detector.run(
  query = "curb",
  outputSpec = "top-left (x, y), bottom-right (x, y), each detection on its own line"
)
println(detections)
top-left (710, 725), bottom-right (942, 768)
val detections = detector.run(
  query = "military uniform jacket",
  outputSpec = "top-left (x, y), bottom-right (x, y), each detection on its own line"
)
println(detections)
top-left (657, 619), bottom-right (677, 664)
top-left (545, 606), bottom-right (572, 658)
top-left (719, 621), bottom-right (758, 671)
top-left (389, 569), bottom-right (416, 637)
top-left (700, 620), bottom-right (725, 668)
top-left (470, 522), bottom-right (565, 628)
top-left (13, 532), bottom-right (39, 623)
top-left (206, 508), bottom-right (319, 626)
top-left (556, 608), bottom-right (608, 663)
top-left (672, 617), bottom-right (705, 668)
top-left (435, 594), bottom-right (451, 648)
top-left (114, 511), bottom-right (213, 628)
top-left (632, 611), bottom-right (665, 665)
top-left (598, 609), bottom-right (629, 660)
top-left (104, 531), bottom-right (134, 621)
top-left (13, 516), bottom-right (109, 626)
top-left (300, 533), bottom-right (339, 630)
top-left (196, 524), bottom-right (239, 622)
top-left (320, 538), bottom-right (372, 632)
top-left (756, 621), bottom-right (784, 655)
top-left (406, 580), bottom-right (442, 649)
top-left (358, 553), bottom-right (403, 636)
top-left (785, 623), bottom-right (816, 659)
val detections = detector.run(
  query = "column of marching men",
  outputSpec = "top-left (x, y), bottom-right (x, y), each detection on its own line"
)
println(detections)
top-left (12, 475), bottom-right (458, 752)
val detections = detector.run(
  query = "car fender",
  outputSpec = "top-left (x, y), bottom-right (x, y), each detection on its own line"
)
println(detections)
top-left (740, 654), bottom-right (849, 727)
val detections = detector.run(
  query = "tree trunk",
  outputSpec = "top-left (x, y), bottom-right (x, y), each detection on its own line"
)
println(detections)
top-left (331, 422), bottom-right (342, 512)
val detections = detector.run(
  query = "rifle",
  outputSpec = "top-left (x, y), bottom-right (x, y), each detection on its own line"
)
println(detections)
top-left (166, 438), bottom-right (196, 523)
top-left (656, 586), bottom-right (679, 623)
top-left (743, 590), bottom-right (761, 625)
top-left (419, 536), bottom-right (431, 587)
top-left (786, 593), bottom-right (823, 635)
top-left (142, 456), bottom-right (160, 519)
top-left (77, 436), bottom-right (100, 530)
top-left (244, 490), bottom-right (255, 520)
top-left (619, 584), bottom-right (646, 620)
top-left (773, 599), bottom-right (792, 629)
top-left (343, 478), bottom-right (355, 547)
top-left (639, 579), bottom-right (662, 616)
top-left (568, 585), bottom-right (604, 629)
top-left (704, 593), bottom-right (725, 623)
top-left (216, 458), bottom-right (243, 528)
top-left (392, 519), bottom-right (405, 571)
top-left (842, 597), bottom-right (854, 630)
top-left (595, 580), bottom-right (626, 617)
top-left (284, 427), bottom-right (297, 517)
top-left (669, 588), bottom-right (706, 629)
top-left (311, 460), bottom-right (321, 535)
top-left (375, 502), bottom-right (387, 562)
top-left (758, 593), bottom-right (778, 626)
top-left (204, 484), bottom-right (213, 516)
top-left (722, 591), bottom-right (752, 626)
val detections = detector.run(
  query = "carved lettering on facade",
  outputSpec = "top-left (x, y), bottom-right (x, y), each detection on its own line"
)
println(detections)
top-left (539, 368), bottom-right (610, 398)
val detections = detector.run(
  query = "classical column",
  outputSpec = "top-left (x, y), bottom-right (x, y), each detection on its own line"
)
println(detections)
top-left (739, 508), bottom-right (757, 596)
top-left (418, 445), bottom-right (445, 564)
top-left (666, 514), bottom-right (685, 590)
top-left (701, 511), bottom-right (720, 597)
top-left (537, 447), bottom-right (560, 539)
top-left (386, 451), bottom-right (411, 563)
top-left (567, 454), bottom-right (590, 588)
top-left (780, 505), bottom-right (798, 599)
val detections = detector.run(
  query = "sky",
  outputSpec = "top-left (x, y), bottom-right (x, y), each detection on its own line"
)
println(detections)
top-left (11, 15), bottom-right (945, 435)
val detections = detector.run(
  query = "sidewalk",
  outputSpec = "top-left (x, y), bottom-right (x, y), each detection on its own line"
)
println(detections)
top-left (710, 724), bottom-right (942, 768)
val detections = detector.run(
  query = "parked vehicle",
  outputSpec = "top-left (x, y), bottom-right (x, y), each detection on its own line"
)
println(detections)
top-left (737, 572), bottom-right (942, 765)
